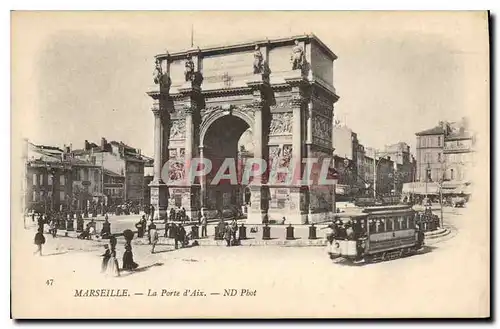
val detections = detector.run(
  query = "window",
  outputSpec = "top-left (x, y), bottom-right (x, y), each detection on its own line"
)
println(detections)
top-left (83, 169), bottom-right (89, 181)
top-left (421, 138), bottom-right (426, 148)
top-left (401, 217), bottom-right (408, 230)
top-left (33, 174), bottom-right (37, 186)
top-left (94, 170), bottom-right (99, 184)
top-left (73, 169), bottom-right (81, 181)
top-left (408, 217), bottom-right (415, 229)
top-left (450, 169), bottom-right (454, 180)
top-left (377, 219), bottom-right (386, 233)
top-left (438, 153), bottom-right (441, 162)
top-left (438, 136), bottom-right (441, 146)
top-left (394, 217), bottom-right (401, 230)
top-left (48, 174), bottom-right (53, 186)
top-left (59, 191), bottom-right (65, 201)
top-left (60, 175), bottom-right (65, 186)
top-left (32, 191), bottom-right (37, 201)
top-left (386, 218), bottom-right (393, 231)
top-left (39, 174), bottom-right (43, 186)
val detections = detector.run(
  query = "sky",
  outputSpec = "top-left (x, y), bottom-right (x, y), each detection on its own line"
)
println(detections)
top-left (12, 11), bottom-right (489, 157)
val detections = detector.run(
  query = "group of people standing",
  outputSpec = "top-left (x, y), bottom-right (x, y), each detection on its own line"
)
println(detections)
top-left (100, 234), bottom-right (139, 277)
top-left (216, 218), bottom-right (239, 247)
top-left (169, 207), bottom-right (189, 223)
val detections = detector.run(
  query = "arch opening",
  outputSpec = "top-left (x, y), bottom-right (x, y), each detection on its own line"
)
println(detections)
top-left (202, 114), bottom-right (254, 215)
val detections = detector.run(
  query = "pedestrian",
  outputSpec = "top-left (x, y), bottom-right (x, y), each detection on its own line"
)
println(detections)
top-left (223, 223), bottom-right (232, 247)
top-left (231, 218), bottom-right (238, 243)
top-left (178, 224), bottom-right (187, 247)
top-left (33, 228), bottom-right (45, 256)
top-left (173, 224), bottom-right (180, 249)
top-left (163, 217), bottom-right (169, 238)
top-left (101, 217), bottom-right (111, 239)
top-left (101, 244), bottom-right (111, 273)
top-left (201, 213), bottom-right (208, 238)
top-left (150, 204), bottom-right (155, 221)
top-left (135, 216), bottom-right (145, 238)
top-left (147, 219), bottom-right (156, 244)
top-left (106, 236), bottom-right (120, 277)
top-left (49, 219), bottom-right (57, 238)
top-left (31, 212), bottom-right (35, 223)
top-left (88, 222), bottom-right (95, 239)
top-left (150, 225), bottom-right (159, 254)
top-left (181, 207), bottom-right (186, 223)
top-left (169, 208), bottom-right (176, 222)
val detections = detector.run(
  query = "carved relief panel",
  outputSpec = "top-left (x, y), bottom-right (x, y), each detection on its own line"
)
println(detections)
top-left (169, 120), bottom-right (186, 140)
top-left (167, 148), bottom-right (186, 183)
top-left (312, 115), bottom-right (332, 148)
top-left (269, 113), bottom-right (293, 136)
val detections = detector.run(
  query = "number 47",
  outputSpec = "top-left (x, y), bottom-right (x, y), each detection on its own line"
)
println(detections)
top-left (45, 279), bottom-right (54, 286)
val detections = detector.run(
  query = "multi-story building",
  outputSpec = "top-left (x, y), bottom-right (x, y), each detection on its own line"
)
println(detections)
top-left (415, 123), bottom-right (447, 183)
top-left (332, 124), bottom-right (362, 197)
top-left (365, 147), bottom-right (395, 197)
top-left (103, 168), bottom-right (126, 207)
top-left (143, 163), bottom-right (154, 208)
top-left (443, 126), bottom-right (475, 183)
top-left (415, 118), bottom-right (475, 185)
top-left (383, 142), bottom-right (416, 193)
top-left (72, 138), bottom-right (152, 205)
top-left (24, 140), bottom-right (73, 213)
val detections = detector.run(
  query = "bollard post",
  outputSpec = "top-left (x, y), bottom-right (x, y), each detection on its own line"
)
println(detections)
top-left (239, 224), bottom-right (247, 240)
top-left (262, 224), bottom-right (271, 240)
top-left (308, 223), bottom-right (317, 240)
top-left (286, 224), bottom-right (294, 240)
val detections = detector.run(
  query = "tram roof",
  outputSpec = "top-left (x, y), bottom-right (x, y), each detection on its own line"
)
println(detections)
top-left (362, 205), bottom-right (413, 213)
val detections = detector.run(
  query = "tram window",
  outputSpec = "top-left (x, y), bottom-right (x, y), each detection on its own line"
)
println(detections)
top-left (408, 216), bottom-right (415, 229)
top-left (377, 219), bottom-right (386, 233)
top-left (386, 218), bottom-right (393, 231)
top-left (394, 217), bottom-right (401, 231)
top-left (401, 217), bottom-right (407, 230)
top-left (369, 219), bottom-right (376, 233)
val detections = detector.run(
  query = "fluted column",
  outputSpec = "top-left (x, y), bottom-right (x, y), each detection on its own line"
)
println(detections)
top-left (199, 145), bottom-right (206, 209)
top-left (152, 103), bottom-right (164, 183)
top-left (184, 106), bottom-right (194, 180)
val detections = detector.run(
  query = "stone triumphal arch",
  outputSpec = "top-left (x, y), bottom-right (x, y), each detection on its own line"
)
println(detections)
top-left (147, 35), bottom-right (339, 224)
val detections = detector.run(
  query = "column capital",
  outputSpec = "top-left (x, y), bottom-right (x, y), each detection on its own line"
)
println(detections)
top-left (151, 103), bottom-right (163, 117)
top-left (183, 104), bottom-right (196, 115)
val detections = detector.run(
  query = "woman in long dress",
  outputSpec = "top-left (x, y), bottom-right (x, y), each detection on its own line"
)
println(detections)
top-left (105, 236), bottom-right (120, 277)
top-left (122, 241), bottom-right (138, 270)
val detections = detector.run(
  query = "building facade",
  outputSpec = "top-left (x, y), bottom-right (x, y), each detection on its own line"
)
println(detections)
top-left (415, 118), bottom-right (475, 185)
top-left (24, 141), bottom-right (73, 213)
top-left (72, 138), bottom-right (152, 206)
top-left (383, 142), bottom-right (416, 194)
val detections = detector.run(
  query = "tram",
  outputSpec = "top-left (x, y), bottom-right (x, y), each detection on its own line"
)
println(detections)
top-left (327, 205), bottom-right (425, 263)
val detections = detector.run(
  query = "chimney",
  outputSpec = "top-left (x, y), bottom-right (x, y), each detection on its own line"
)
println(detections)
top-left (101, 137), bottom-right (107, 149)
top-left (137, 149), bottom-right (141, 156)
top-left (84, 140), bottom-right (90, 151)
